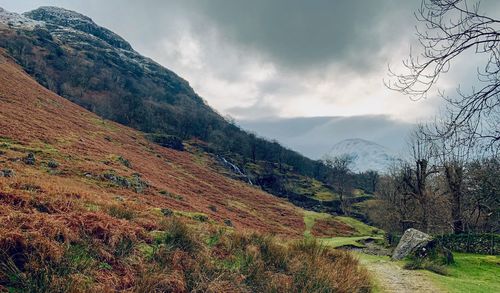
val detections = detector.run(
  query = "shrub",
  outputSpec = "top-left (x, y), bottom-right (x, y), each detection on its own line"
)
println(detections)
top-left (192, 214), bottom-right (208, 222)
top-left (404, 257), bottom-right (449, 275)
top-left (47, 160), bottom-right (59, 169)
top-left (436, 233), bottom-right (499, 255)
top-left (161, 219), bottom-right (200, 253)
top-left (146, 134), bottom-right (184, 151)
top-left (108, 205), bottom-right (135, 220)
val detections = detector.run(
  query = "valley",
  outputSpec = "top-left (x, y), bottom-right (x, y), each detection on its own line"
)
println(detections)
top-left (0, 4), bottom-right (498, 293)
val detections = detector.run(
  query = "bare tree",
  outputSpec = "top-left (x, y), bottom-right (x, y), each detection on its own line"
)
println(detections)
top-left (323, 154), bottom-right (354, 215)
top-left (388, 0), bottom-right (500, 150)
top-left (398, 126), bottom-right (441, 232)
top-left (463, 157), bottom-right (500, 233)
top-left (428, 123), bottom-right (471, 233)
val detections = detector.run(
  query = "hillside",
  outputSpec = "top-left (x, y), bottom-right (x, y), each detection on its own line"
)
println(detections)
top-left (0, 51), bottom-right (303, 237)
top-left (0, 6), bottom-right (330, 193)
top-left (0, 53), bottom-right (372, 291)
top-left (327, 138), bottom-right (402, 173)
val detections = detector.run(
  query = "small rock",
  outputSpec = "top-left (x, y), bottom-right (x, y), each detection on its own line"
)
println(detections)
top-left (23, 152), bottom-right (36, 165)
top-left (392, 228), bottom-right (433, 260)
top-left (115, 196), bottom-right (125, 202)
top-left (1, 169), bottom-right (14, 177)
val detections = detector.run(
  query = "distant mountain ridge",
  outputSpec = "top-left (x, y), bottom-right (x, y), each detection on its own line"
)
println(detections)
top-left (327, 138), bottom-right (402, 173)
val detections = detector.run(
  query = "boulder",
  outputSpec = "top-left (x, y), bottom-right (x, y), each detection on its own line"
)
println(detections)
top-left (392, 228), bottom-right (432, 260)
top-left (23, 152), bottom-right (36, 165)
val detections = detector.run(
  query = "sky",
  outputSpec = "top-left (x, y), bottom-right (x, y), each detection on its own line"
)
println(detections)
top-left (1, 0), bottom-right (498, 156)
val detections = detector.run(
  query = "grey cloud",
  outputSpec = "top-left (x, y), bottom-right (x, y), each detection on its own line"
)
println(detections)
top-left (195, 0), bottom-right (416, 70)
top-left (238, 115), bottom-right (414, 159)
top-left (227, 101), bottom-right (280, 120)
top-left (0, 0), bottom-right (417, 72)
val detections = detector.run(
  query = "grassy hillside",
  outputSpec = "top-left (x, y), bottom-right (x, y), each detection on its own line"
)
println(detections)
top-left (302, 210), bottom-right (383, 248)
top-left (0, 7), bottom-right (332, 192)
top-left (0, 53), bottom-right (371, 291)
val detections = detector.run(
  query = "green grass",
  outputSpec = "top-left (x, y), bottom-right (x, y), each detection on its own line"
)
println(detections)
top-left (319, 236), bottom-right (380, 248)
top-left (309, 179), bottom-right (338, 201)
top-left (335, 216), bottom-right (382, 236)
top-left (303, 210), bottom-right (330, 237)
top-left (0, 137), bottom-right (58, 155)
top-left (425, 253), bottom-right (500, 293)
top-left (303, 211), bottom-right (383, 248)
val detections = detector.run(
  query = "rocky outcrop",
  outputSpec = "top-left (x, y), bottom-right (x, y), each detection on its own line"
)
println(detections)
top-left (392, 228), bottom-right (433, 260)
top-left (24, 6), bottom-right (133, 50)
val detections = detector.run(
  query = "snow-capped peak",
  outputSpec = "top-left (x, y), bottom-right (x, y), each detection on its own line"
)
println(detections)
top-left (23, 6), bottom-right (132, 50)
top-left (326, 138), bottom-right (402, 173)
top-left (24, 6), bottom-right (93, 24)
top-left (0, 7), bottom-right (42, 29)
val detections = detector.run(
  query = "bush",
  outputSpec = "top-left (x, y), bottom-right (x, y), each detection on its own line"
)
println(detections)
top-left (161, 219), bottom-right (200, 253)
top-left (146, 134), bottom-right (184, 151)
top-left (404, 257), bottom-right (449, 275)
top-left (108, 205), bottom-right (135, 220)
top-left (403, 240), bottom-right (454, 275)
top-left (436, 233), bottom-right (499, 255)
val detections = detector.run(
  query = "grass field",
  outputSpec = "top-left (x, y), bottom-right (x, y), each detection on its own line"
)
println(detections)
top-left (303, 210), bottom-right (330, 237)
top-left (320, 236), bottom-right (380, 248)
top-left (356, 251), bottom-right (500, 293)
top-left (303, 210), bottom-right (383, 247)
top-left (426, 253), bottom-right (500, 293)
top-left (335, 216), bottom-right (382, 236)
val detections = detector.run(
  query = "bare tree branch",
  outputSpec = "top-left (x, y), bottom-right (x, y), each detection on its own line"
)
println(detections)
top-left (388, 0), bottom-right (500, 151)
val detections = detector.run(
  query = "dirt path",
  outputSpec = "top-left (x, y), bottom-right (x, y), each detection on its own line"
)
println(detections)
top-left (359, 255), bottom-right (445, 293)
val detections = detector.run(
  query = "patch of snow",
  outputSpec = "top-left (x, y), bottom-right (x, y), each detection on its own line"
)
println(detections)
top-left (0, 7), bottom-right (42, 29)
top-left (25, 6), bottom-right (93, 23)
top-left (327, 138), bottom-right (402, 173)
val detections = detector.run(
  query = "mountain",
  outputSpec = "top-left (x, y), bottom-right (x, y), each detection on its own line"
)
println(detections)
top-left (327, 139), bottom-right (402, 173)
top-left (0, 24), bottom-right (370, 293)
top-left (0, 50), bottom-right (303, 236)
top-left (0, 6), bottom-right (325, 184)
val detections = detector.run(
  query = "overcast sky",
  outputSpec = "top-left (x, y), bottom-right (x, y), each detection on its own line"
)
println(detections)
top-left (1, 0), bottom-right (498, 155)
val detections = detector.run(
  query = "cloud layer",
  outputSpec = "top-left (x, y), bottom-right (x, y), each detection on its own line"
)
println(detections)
top-left (239, 115), bottom-right (414, 159)
top-left (2, 0), bottom-right (498, 157)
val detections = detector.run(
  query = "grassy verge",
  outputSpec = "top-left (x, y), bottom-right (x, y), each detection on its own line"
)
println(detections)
top-left (335, 216), bottom-right (382, 236)
top-left (303, 210), bottom-right (383, 249)
top-left (320, 236), bottom-right (380, 248)
top-left (303, 210), bottom-right (330, 237)
top-left (425, 253), bottom-right (500, 293)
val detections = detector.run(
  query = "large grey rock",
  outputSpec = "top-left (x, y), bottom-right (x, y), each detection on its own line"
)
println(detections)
top-left (392, 228), bottom-right (433, 260)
